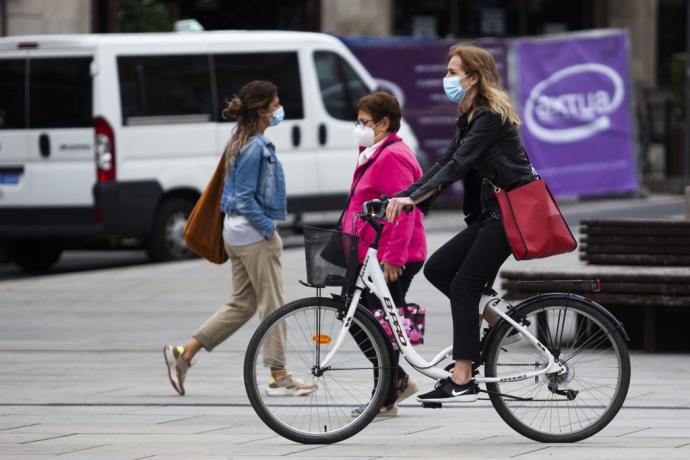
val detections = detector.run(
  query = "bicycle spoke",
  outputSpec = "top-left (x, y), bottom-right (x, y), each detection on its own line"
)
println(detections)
top-left (486, 300), bottom-right (629, 442)
top-left (247, 301), bottom-right (391, 441)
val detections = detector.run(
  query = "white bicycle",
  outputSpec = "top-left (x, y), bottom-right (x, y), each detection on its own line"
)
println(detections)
top-left (244, 198), bottom-right (630, 444)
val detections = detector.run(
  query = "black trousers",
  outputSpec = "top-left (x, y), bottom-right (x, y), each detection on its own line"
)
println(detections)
top-left (423, 218), bottom-right (511, 362)
top-left (353, 261), bottom-right (423, 405)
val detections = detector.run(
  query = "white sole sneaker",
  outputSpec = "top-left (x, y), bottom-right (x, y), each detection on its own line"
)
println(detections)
top-left (417, 393), bottom-right (478, 403)
top-left (416, 378), bottom-right (478, 404)
top-left (265, 386), bottom-right (317, 397)
top-left (163, 345), bottom-right (186, 396)
top-left (396, 378), bottom-right (418, 403)
top-left (351, 404), bottom-right (398, 417)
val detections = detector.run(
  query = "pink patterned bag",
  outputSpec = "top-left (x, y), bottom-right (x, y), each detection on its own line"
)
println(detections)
top-left (370, 303), bottom-right (425, 350)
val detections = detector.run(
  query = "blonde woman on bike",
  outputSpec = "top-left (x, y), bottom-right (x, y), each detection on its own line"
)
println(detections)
top-left (164, 80), bottom-right (316, 397)
top-left (387, 43), bottom-right (536, 403)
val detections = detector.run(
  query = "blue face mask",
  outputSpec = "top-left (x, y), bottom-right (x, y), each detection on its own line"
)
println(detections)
top-left (270, 106), bottom-right (285, 126)
top-left (443, 75), bottom-right (470, 103)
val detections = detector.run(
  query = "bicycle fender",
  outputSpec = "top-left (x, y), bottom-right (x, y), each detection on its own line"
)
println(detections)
top-left (481, 292), bottom-right (630, 360)
top-left (517, 293), bottom-right (629, 341)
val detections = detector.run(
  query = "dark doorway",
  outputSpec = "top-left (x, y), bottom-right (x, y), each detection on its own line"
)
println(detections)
top-left (178, 0), bottom-right (320, 32)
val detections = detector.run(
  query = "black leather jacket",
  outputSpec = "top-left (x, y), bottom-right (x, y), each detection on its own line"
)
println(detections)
top-left (400, 107), bottom-right (535, 224)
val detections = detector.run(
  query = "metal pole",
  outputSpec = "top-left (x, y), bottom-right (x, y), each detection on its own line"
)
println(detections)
top-left (684, 1), bottom-right (690, 213)
top-left (1, 0), bottom-right (6, 37)
top-left (449, 0), bottom-right (459, 38)
top-left (685, 0), bottom-right (690, 185)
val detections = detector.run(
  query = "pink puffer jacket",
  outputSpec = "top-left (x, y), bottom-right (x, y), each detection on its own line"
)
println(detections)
top-left (342, 133), bottom-right (427, 267)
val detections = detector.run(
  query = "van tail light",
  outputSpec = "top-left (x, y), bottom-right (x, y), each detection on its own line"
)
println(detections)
top-left (94, 117), bottom-right (116, 182)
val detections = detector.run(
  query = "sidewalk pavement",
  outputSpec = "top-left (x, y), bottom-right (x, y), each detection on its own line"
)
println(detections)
top-left (1, 206), bottom-right (690, 459)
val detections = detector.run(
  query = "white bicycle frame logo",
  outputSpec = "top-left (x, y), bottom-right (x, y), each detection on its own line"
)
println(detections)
top-left (523, 63), bottom-right (625, 144)
top-left (319, 245), bottom-right (567, 383)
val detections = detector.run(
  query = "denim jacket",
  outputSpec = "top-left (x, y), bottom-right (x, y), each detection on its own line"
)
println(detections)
top-left (220, 133), bottom-right (286, 238)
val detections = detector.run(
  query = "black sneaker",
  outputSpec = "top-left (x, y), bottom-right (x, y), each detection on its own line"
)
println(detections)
top-left (416, 378), bottom-right (478, 403)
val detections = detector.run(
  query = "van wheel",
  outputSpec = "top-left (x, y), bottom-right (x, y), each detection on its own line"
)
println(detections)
top-left (146, 198), bottom-right (196, 262)
top-left (11, 242), bottom-right (63, 272)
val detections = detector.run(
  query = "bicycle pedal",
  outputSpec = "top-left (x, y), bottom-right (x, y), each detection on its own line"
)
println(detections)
top-left (421, 402), bottom-right (442, 409)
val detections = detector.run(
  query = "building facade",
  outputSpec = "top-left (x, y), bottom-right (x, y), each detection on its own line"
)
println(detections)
top-left (2, 0), bottom-right (685, 90)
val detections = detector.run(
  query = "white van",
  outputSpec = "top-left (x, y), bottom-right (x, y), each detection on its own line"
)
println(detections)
top-left (0, 31), bottom-right (422, 270)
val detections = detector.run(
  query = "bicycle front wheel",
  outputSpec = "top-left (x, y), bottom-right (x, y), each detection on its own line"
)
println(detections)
top-left (484, 296), bottom-right (630, 443)
top-left (243, 297), bottom-right (393, 444)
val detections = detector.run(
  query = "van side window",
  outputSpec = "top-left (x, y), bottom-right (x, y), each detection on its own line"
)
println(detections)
top-left (214, 52), bottom-right (303, 121)
top-left (118, 55), bottom-right (213, 125)
top-left (29, 57), bottom-right (92, 129)
top-left (0, 59), bottom-right (26, 129)
top-left (314, 51), bottom-right (370, 121)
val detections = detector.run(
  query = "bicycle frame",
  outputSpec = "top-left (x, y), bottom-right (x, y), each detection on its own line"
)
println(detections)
top-left (319, 245), bottom-right (567, 384)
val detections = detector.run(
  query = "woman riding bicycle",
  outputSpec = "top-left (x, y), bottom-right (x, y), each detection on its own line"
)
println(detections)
top-left (387, 42), bottom-right (536, 403)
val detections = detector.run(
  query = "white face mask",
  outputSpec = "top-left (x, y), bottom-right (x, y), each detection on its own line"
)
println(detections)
top-left (353, 124), bottom-right (376, 147)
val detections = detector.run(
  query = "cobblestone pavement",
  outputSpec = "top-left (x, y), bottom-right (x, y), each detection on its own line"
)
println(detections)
top-left (2, 199), bottom-right (689, 459)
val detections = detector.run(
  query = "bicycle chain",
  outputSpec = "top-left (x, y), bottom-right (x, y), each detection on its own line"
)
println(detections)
top-left (478, 397), bottom-right (573, 402)
top-left (481, 365), bottom-right (573, 402)
top-left (495, 363), bottom-right (545, 367)
top-left (478, 389), bottom-right (573, 403)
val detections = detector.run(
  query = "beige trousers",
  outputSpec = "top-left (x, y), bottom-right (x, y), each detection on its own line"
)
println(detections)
top-left (193, 232), bottom-right (286, 367)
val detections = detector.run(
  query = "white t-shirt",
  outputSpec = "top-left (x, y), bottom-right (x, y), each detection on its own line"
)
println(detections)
top-left (223, 215), bottom-right (266, 246)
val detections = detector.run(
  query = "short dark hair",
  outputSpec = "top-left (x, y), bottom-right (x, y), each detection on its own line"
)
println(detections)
top-left (356, 92), bottom-right (401, 132)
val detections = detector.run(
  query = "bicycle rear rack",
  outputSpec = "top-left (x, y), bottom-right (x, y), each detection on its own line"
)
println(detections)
top-left (513, 279), bottom-right (601, 293)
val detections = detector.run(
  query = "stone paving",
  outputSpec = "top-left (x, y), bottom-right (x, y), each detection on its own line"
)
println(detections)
top-left (1, 201), bottom-right (690, 459)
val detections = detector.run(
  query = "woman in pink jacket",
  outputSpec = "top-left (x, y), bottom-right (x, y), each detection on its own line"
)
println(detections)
top-left (342, 92), bottom-right (427, 417)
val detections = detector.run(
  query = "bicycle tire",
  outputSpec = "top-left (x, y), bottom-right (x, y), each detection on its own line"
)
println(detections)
top-left (243, 297), bottom-right (393, 444)
top-left (484, 296), bottom-right (630, 443)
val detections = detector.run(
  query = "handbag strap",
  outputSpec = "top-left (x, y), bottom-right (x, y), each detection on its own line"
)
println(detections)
top-left (520, 146), bottom-right (540, 179)
top-left (484, 146), bottom-right (539, 192)
top-left (336, 138), bottom-right (401, 228)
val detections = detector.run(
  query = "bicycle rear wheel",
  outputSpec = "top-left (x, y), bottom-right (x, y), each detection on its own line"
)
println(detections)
top-left (484, 296), bottom-right (630, 443)
top-left (243, 297), bottom-right (393, 444)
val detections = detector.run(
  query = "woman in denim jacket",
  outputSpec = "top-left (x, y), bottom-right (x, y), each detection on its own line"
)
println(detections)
top-left (164, 80), bottom-right (316, 397)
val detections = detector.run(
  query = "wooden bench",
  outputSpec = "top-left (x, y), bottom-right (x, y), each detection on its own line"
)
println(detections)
top-left (580, 219), bottom-right (690, 266)
top-left (500, 217), bottom-right (690, 351)
top-left (500, 266), bottom-right (690, 352)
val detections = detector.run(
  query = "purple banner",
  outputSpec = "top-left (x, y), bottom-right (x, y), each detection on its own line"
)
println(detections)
top-left (348, 38), bottom-right (508, 201)
top-left (516, 32), bottom-right (638, 197)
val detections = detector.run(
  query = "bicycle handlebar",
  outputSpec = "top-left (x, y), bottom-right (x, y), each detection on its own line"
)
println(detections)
top-left (360, 197), bottom-right (413, 247)
top-left (361, 196), bottom-right (414, 222)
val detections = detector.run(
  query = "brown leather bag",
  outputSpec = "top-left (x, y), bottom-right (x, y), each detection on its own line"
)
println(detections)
top-left (183, 155), bottom-right (229, 264)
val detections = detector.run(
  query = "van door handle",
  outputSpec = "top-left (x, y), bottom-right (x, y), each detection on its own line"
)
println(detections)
top-left (39, 133), bottom-right (50, 158)
top-left (291, 125), bottom-right (301, 147)
top-left (318, 123), bottom-right (327, 146)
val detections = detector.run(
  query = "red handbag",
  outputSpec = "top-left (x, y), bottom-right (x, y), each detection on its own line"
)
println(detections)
top-left (493, 178), bottom-right (577, 260)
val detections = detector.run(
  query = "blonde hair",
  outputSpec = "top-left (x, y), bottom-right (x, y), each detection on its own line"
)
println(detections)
top-left (221, 80), bottom-right (277, 173)
top-left (448, 43), bottom-right (520, 126)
